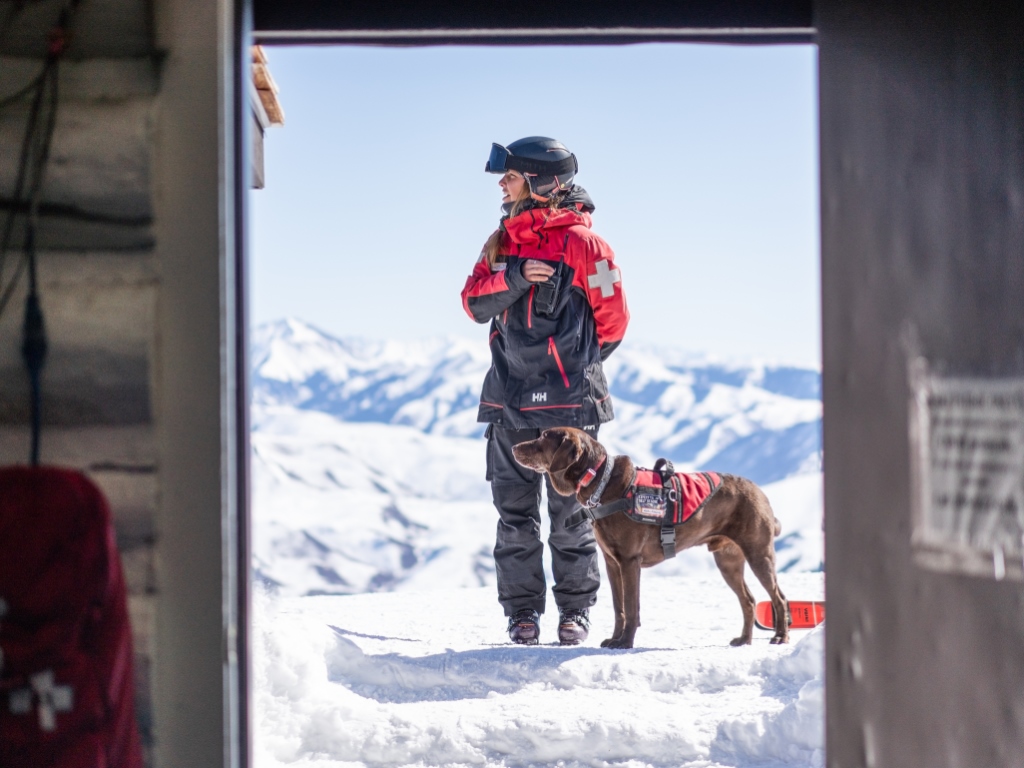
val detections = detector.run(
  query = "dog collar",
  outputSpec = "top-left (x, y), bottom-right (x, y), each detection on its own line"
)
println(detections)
top-left (575, 455), bottom-right (606, 493)
top-left (582, 454), bottom-right (617, 509)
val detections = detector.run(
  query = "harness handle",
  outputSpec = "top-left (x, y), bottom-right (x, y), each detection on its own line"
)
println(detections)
top-left (652, 458), bottom-right (675, 485)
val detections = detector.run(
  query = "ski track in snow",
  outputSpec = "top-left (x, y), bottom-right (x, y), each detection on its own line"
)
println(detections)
top-left (254, 573), bottom-right (824, 768)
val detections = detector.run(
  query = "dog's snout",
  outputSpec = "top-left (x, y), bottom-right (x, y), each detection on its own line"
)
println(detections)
top-left (511, 441), bottom-right (530, 461)
top-left (511, 438), bottom-right (547, 471)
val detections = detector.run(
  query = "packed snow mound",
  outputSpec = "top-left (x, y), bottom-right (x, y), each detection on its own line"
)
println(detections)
top-left (252, 406), bottom-right (823, 597)
top-left (712, 626), bottom-right (825, 767)
top-left (252, 318), bottom-right (821, 485)
top-left (253, 572), bottom-right (825, 768)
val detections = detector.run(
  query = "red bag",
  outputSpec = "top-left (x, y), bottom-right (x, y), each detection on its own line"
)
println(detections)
top-left (0, 467), bottom-right (143, 767)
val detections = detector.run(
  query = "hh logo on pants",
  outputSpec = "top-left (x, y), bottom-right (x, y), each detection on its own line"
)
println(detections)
top-left (532, 392), bottom-right (547, 402)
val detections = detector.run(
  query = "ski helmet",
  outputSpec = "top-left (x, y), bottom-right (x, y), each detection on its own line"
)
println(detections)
top-left (485, 136), bottom-right (578, 198)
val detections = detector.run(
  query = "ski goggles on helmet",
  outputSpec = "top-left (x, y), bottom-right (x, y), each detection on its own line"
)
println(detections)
top-left (485, 143), bottom-right (514, 174)
top-left (485, 143), bottom-right (577, 177)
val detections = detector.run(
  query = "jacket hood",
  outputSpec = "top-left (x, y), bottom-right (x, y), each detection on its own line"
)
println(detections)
top-left (500, 185), bottom-right (595, 216)
top-left (501, 185), bottom-right (596, 246)
top-left (558, 185), bottom-right (595, 213)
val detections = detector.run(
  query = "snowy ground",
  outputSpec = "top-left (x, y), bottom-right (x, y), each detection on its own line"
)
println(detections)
top-left (254, 571), bottom-right (825, 768)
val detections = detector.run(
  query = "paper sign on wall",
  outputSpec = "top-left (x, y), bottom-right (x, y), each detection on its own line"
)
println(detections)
top-left (910, 373), bottom-right (1024, 580)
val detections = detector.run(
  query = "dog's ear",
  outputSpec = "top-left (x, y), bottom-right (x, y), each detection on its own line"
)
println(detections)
top-left (546, 430), bottom-right (585, 496)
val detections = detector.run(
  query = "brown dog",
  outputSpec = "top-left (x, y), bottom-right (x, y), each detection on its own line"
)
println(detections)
top-left (511, 427), bottom-right (789, 648)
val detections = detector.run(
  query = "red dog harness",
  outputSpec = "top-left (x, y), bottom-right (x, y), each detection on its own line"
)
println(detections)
top-left (630, 467), bottom-right (722, 525)
top-left (565, 458), bottom-right (722, 558)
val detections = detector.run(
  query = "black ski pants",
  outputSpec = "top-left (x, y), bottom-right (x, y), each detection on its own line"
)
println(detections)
top-left (486, 424), bottom-right (600, 617)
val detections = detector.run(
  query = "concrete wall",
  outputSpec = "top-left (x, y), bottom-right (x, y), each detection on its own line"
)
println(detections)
top-left (818, 1), bottom-right (1024, 766)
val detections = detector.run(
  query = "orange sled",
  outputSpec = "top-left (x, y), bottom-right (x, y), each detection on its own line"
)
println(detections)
top-left (754, 600), bottom-right (825, 631)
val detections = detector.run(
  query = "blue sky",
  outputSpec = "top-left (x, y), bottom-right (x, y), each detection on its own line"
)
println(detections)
top-left (250, 44), bottom-right (820, 367)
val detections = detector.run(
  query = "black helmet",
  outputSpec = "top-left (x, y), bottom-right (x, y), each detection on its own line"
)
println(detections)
top-left (485, 136), bottom-right (578, 198)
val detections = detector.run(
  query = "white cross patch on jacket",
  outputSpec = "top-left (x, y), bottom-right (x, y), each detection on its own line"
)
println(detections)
top-left (587, 259), bottom-right (621, 298)
top-left (9, 669), bottom-right (74, 731)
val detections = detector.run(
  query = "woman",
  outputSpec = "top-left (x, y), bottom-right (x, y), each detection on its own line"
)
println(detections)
top-left (461, 137), bottom-right (629, 645)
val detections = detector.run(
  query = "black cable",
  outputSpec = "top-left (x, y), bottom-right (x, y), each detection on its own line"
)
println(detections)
top-left (28, 40), bottom-right (62, 226)
top-left (0, 69), bottom-right (46, 112)
top-left (0, 55), bottom-right (50, 308)
top-left (0, 58), bottom-right (59, 319)
top-left (0, 256), bottom-right (28, 319)
top-left (21, 58), bottom-right (59, 465)
top-left (0, 61), bottom-right (51, 321)
top-left (5, 58), bottom-right (58, 465)
top-left (0, 1), bottom-right (74, 320)
top-left (0, 1), bottom-right (77, 464)
top-left (22, 227), bottom-right (46, 466)
top-left (3, 47), bottom-right (58, 313)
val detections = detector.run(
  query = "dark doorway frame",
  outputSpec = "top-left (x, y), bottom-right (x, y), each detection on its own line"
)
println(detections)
top-left (240, 2), bottom-right (818, 765)
top-left (253, 1), bottom-right (815, 47)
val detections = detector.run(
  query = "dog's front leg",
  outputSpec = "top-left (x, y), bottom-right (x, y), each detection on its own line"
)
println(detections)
top-left (603, 556), bottom-right (641, 649)
top-left (600, 551), bottom-right (625, 646)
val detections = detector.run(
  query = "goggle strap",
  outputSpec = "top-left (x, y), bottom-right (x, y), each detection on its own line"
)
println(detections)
top-left (503, 154), bottom-right (577, 177)
top-left (486, 145), bottom-right (577, 177)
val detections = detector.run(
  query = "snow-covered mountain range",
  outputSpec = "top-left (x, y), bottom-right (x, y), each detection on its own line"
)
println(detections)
top-left (251, 318), bottom-right (824, 597)
top-left (252, 318), bottom-right (821, 482)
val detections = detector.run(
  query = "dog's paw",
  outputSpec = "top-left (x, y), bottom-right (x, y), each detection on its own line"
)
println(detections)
top-left (769, 635), bottom-right (790, 645)
top-left (729, 636), bottom-right (752, 646)
top-left (601, 637), bottom-right (633, 649)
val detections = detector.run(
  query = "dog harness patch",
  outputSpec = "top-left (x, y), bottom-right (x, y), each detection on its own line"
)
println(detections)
top-left (634, 491), bottom-right (668, 519)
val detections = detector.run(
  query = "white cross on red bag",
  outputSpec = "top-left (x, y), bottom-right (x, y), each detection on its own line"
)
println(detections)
top-left (8, 669), bottom-right (74, 732)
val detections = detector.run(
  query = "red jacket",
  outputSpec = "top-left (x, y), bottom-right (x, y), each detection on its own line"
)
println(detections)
top-left (462, 193), bottom-right (629, 429)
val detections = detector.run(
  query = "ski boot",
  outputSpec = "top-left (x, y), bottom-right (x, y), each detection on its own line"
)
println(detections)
top-left (557, 608), bottom-right (590, 646)
top-left (507, 608), bottom-right (540, 645)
